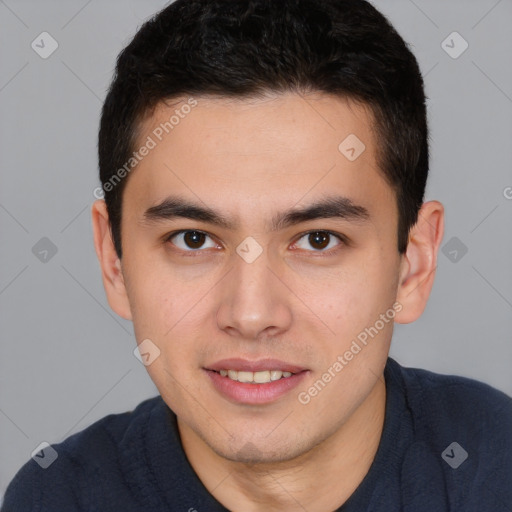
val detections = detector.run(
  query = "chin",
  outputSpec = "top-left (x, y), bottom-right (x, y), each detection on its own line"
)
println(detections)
top-left (209, 433), bottom-right (311, 465)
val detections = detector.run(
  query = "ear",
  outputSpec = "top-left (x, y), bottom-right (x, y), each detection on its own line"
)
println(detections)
top-left (395, 200), bottom-right (444, 324)
top-left (91, 200), bottom-right (132, 320)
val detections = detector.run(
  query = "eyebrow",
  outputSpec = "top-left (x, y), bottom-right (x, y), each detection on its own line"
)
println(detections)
top-left (142, 194), bottom-right (371, 231)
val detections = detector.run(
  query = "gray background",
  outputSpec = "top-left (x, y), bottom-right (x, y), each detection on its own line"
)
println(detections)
top-left (1, 0), bottom-right (511, 500)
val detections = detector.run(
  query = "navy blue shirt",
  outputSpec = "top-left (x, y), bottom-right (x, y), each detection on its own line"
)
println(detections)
top-left (2, 357), bottom-right (511, 511)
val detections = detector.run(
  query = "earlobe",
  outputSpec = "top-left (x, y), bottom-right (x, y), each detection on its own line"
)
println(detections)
top-left (91, 200), bottom-right (133, 320)
top-left (395, 201), bottom-right (445, 324)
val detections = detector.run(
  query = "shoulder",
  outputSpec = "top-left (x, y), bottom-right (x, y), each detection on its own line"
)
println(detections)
top-left (59, 394), bottom-right (164, 457)
top-left (387, 358), bottom-right (512, 510)
top-left (1, 396), bottom-right (164, 512)
top-left (392, 358), bottom-right (512, 428)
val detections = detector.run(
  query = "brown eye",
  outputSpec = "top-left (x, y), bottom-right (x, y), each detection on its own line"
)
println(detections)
top-left (294, 231), bottom-right (344, 252)
top-left (167, 230), bottom-right (217, 251)
top-left (309, 231), bottom-right (330, 250)
top-left (183, 231), bottom-right (206, 249)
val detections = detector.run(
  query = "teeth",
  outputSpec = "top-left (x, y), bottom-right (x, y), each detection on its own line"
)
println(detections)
top-left (237, 371), bottom-right (253, 383)
top-left (253, 371), bottom-right (271, 383)
top-left (270, 370), bottom-right (283, 381)
top-left (218, 369), bottom-right (295, 384)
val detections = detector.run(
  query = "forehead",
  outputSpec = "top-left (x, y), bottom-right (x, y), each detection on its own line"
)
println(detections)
top-left (123, 92), bottom-right (396, 229)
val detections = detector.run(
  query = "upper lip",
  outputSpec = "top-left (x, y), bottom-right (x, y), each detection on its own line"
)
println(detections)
top-left (205, 358), bottom-right (307, 374)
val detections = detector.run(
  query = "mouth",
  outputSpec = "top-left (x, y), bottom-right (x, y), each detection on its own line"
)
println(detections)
top-left (216, 369), bottom-right (294, 384)
top-left (204, 358), bottom-right (309, 404)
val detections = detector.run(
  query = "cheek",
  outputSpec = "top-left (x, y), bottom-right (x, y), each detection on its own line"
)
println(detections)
top-left (126, 261), bottom-right (214, 369)
top-left (128, 270), bottom-right (203, 406)
top-left (322, 255), bottom-right (398, 343)
top-left (126, 262), bottom-right (189, 349)
top-left (125, 244), bottom-right (196, 319)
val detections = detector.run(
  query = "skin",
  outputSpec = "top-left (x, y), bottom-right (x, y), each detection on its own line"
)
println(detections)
top-left (92, 91), bottom-right (444, 511)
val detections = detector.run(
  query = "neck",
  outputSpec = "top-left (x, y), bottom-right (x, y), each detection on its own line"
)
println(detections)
top-left (178, 377), bottom-right (386, 512)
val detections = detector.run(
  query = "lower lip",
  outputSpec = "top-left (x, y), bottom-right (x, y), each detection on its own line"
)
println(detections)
top-left (205, 369), bottom-right (309, 405)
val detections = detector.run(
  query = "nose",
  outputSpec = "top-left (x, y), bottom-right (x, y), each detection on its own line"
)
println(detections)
top-left (216, 247), bottom-right (293, 341)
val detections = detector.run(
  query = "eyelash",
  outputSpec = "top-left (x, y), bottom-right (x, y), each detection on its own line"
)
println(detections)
top-left (163, 229), bottom-right (347, 257)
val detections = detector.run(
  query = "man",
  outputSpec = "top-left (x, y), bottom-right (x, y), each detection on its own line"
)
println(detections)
top-left (3, 0), bottom-right (511, 510)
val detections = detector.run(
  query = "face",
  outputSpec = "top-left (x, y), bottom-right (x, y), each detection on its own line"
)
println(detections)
top-left (116, 92), bottom-right (404, 463)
